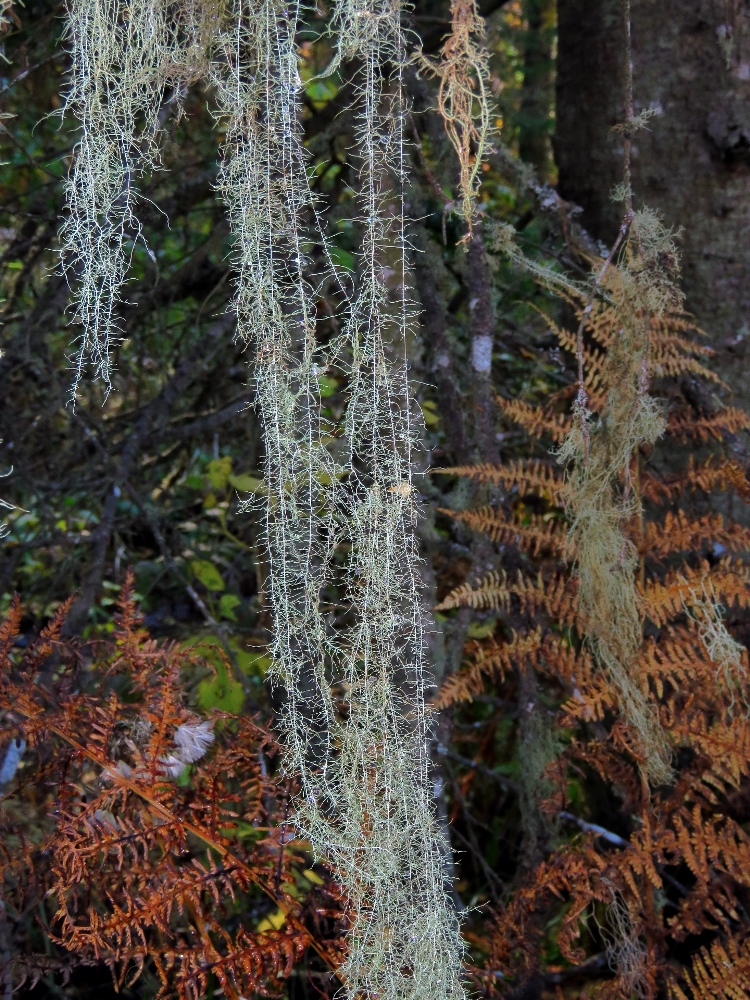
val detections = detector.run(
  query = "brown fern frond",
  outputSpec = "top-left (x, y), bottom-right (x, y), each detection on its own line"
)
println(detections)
top-left (0, 584), bottom-right (346, 997)
top-left (642, 458), bottom-right (750, 504)
top-left (670, 933), bottom-right (750, 1000)
top-left (0, 593), bottom-right (22, 659)
top-left (494, 395), bottom-right (572, 443)
top-left (437, 506), bottom-right (568, 556)
top-left (649, 347), bottom-right (725, 386)
top-left (534, 312), bottom-right (610, 409)
top-left (435, 569), bottom-right (578, 625)
top-left (640, 624), bottom-right (723, 702)
top-left (517, 570), bottom-right (579, 626)
top-left (559, 673), bottom-right (616, 724)
top-left (666, 407), bottom-right (750, 442)
top-left (563, 740), bottom-right (642, 815)
top-left (648, 324), bottom-right (713, 359)
top-left (433, 630), bottom-right (544, 709)
top-left (667, 875), bottom-right (740, 942)
top-left (672, 712), bottom-right (750, 800)
top-left (642, 315), bottom-right (724, 385)
top-left (433, 460), bottom-right (565, 501)
top-left (434, 569), bottom-right (512, 612)
top-left (640, 560), bottom-right (750, 627)
top-left (643, 511), bottom-right (750, 561)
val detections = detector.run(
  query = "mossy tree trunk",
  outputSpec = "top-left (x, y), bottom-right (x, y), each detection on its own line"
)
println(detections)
top-left (555, 0), bottom-right (750, 392)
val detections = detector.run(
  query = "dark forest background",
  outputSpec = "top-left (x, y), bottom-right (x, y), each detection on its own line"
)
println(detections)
top-left (2, 1), bottom-right (750, 998)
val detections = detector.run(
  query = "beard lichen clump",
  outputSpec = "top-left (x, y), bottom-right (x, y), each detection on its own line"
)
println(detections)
top-left (557, 211), bottom-right (684, 787)
top-left (417, 0), bottom-right (492, 235)
top-left (61, 0), bottom-right (468, 995)
top-left (320, 1), bottom-right (466, 996)
top-left (61, 0), bottom-right (175, 397)
top-left (60, 0), bottom-right (217, 399)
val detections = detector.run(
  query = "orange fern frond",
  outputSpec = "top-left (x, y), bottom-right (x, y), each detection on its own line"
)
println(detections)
top-left (672, 712), bottom-right (750, 800)
top-left (640, 624), bottom-right (726, 702)
top-left (534, 312), bottom-right (609, 409)
top-left (670, 932), bottom-right (750, 1000)
top-left (436, 571), bottom-right (579, 635)
top-left (435, 570), bottom-right (512, 612)
top-left (495, 395), bottom-right (572, 443)
top-left (666, 874), bottom-right (740, 942)
top-left (437, 506), bottom-right (568, 557)
top-left (433, 460), bottom-right (565, 501)
top-left (434, 630), bottom-right (544, 709)
top-left (642, 458), bottom-right (750, 504)
top-left (643, 511), bottom-right (750, 561)
top-left (0, 594), bottom-right (22, 659)
top-left (0, 588), bottom-right (346, 997)
top-left (666, 407), bottom-right (750, 442)
top-left (640, 560), bottom-right (750, 627)
top-left (649, 326), bottom-right (713, 360)
top-left (559, 672), bottom-right (615, 724)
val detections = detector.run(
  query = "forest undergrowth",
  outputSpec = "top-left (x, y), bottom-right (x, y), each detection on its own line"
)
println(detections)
top-left (2, 0), bottom-right (750, 997)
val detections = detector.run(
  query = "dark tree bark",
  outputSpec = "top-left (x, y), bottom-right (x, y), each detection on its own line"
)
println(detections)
top-left (555, 0), bottom-right (750, 389)
top-left (518, 0), bottom-right (556, 176)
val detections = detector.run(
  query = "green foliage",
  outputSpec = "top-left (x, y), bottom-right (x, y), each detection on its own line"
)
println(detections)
top-left (4, 0), bottom-right (750, 997)
top-left (190, 558), bottom-right (225, 591)
top-left (197, 660), bottom-right (245, 713)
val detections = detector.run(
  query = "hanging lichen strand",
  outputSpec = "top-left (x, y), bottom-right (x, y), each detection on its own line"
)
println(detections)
top-left (214, 0), bottom-right (340, 786)
top-left (419, 0), bottom-right (491, 235)
top-left (325, 1), bottom-right (465, 997)
top-left (557, 211), bottom-right (679, 787)
top-left (61, 0), bottom-right (465, 991)
top-left (61, 0), bottom-right (174, 397)
top-left (214, 0), bottom-right (464, 995)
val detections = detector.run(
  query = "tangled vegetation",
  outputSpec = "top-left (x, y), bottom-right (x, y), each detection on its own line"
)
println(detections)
top-left (2, 0), bottom-right (750, 997)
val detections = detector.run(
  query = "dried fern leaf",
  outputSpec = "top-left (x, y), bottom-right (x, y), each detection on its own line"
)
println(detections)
top-left (670, 920), bottom-right (750, 994)
top-left (642, 458), bottom-right (750, 504)
top-left (435, 570), bottom-right (511, 612)
top-left (495, 395), bottom-right (572, 443)
top-left (433, 629), bottom-right (544, 709)
top-left (666, 408), bottom-right (750, 442)
top-left (435, 569), bottom-right (577, 625)
top-left (433, 460), bottom-right (565, 500)
top-left (641, 560), bottom-right (750, 627)
top-left (673, 713), bottom-right (750, 799)
top-left (437, 505), bottom-right (568, 556)
top-left (643, 511), bottom-right (750, 561)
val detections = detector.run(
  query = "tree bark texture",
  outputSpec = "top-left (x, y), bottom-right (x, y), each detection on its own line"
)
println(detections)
top-left (518, 0), bottom-right (556, 176)
top-left (555, 0), bottom-right (750, 388)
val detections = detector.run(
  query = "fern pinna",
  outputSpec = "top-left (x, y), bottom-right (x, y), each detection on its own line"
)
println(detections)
top-left (0, 576), bottom-right (346, 998)
top-left (433, 272), bottom-right (750, 998)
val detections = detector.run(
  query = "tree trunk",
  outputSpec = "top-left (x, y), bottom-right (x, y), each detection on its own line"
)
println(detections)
top-left (518, 0), bottom-right (556, 177)
top-left (555, 0), bottom-right (750, 388)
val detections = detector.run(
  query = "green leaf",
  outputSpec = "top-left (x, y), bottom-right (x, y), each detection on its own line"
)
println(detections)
top-left (191, 560), bottom-right (225, 591)
top-left (305, 77), bottom-right (339, 105)
top-left (197, 662), bottom-right (244, 713)
top-left (302, 868), bottom-right (324, 885)
top-left (228, 473), bottom-right (264, 493)
top-left (219, 593), bottom-right (241, 621)
top-left (467, 618), bottom-right (497, 639)
top-left (243, 652), bottom-right (272, 677)
top-left (329, 246), bottom-right (355, 271)
top-left (184, 474), bottom-right (206, 490)
top-left (421, 400), bottom-right (441, 426)
top-left (185, 634), bottom-right (258, 675)
top-left (206, 456), bottom-right (232, 490)
top-left (318, 375), bottom-right (339, 398)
